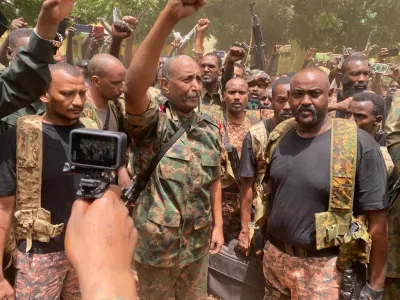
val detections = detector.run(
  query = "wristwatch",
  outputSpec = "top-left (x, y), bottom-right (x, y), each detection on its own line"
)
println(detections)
top-left (33, 27), bottom-right (63, 53)
top-left (359, 283), bottom-right (384, 300)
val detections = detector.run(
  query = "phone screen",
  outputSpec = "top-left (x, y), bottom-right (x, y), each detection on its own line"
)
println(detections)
top-left (388, 48), bottom-right (399, 57)
top-left (92, 26), bottom-right (104, 35)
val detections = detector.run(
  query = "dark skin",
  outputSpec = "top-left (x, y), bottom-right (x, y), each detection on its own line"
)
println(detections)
top-left (272, 83), bottom-right (292, 126)
top-left (329, 60), bottom-right (370, 113)
top-left (237, 82), bottom-right (291, 257)
top-left (160, 56), bottom-right (203, 114)
top-left (346, 100), bottom-right (383, 135)
top-left (40, 70), bottom-right (86, 126)
top-left (200, 55), bottom-right (220, 94)
top-left (290, 69), bottom-right (332, 138)
top-left (223, 78), bottom-right (248, 123)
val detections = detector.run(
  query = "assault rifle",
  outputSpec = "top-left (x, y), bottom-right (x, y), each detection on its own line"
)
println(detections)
top-left (249, 2), bottom-right (266, 71)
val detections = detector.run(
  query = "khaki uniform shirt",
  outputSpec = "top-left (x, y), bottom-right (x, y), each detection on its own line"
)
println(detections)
top-left (124, 93), bottom-right (221, 268)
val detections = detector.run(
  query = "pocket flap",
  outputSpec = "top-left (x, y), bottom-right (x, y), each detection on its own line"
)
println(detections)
top-left (164, 144), bottom-right (190, 161)
top-left (194, 213), bottom-right (212, 230)
top-left (202, 154), bottom-right (220, 167)
top-left (147, 205), bottom-right (181, 227)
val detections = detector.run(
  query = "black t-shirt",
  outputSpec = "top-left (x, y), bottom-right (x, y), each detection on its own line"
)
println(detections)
top-left (267, 127), bottom-right (388, 250)
top-left (239, 119), bottom-right (275, 178)
top-left (0, 122), bottom-right (85, 254)
top-left (336, 92), bottom-right (346, 118)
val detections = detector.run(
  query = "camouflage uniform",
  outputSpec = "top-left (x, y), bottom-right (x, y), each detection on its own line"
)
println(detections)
top-left (14, 251), bottom-right (80, 300)
top-left (201, 85), bottom-right (224, 114)
top-left (384, 90), bottom-right (400, 299)
top-left (81, 97), bottom-right (124, 131)
top-left (124, 93), bottom-right (221, 299)
top-left (263, 241), bottom-right (342, 300)
top-left (220, 114), bottom-right (258, 244)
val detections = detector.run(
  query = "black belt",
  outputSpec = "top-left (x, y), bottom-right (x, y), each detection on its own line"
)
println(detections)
top-left (268, 236), bottom-right (339, 258)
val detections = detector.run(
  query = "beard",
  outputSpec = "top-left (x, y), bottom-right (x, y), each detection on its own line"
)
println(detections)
top-left (342, 76), bottom-right (368, 97)
top-left (295, 105), bottom-right (318, 125)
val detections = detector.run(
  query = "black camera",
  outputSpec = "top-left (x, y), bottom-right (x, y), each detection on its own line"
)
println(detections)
top-left (64, 129), bottom-right (128, 199)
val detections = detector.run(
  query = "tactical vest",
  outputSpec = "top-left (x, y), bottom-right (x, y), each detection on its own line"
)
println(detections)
top-left (249, 121), bottom-right (269, 231)
top-left (265, 118), bottom-right (371, 264)
top-left (5, 115), bottom-right (98, 258)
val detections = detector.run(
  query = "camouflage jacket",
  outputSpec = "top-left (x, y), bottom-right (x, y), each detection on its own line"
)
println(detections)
top-left (220, 113), bottom-right (259, 189)
top-left (1, 101), bottom-right (46, 134)
top-left (201, 85), bottom-right (224, 114)
top-left (81, 97), bottom-right (124, 131)
top-left (386, 90), bottom-right (400, 172)
top-left (124, 93), bottom-right (221, 268)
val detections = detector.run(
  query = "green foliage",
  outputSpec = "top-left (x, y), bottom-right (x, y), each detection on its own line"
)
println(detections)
top-left (2, 0), bottom-right (400, 52)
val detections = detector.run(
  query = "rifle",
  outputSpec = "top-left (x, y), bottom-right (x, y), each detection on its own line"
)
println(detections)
top-left (223, 114), bottom-right (240, 182)
top-left (249, 2), bottom-right (266, 71)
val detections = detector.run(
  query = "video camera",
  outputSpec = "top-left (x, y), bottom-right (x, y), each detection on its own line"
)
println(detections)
top-left (64, 128), bottom-right (127, 200)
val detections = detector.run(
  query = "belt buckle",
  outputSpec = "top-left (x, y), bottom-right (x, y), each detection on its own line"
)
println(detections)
top-left (284, 243), bottom-right (294, 256)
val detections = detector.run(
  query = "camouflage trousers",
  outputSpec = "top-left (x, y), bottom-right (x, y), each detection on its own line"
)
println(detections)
top-left (263, 241), bottom-right (342, 300)
top-left (136, 254), bottom-right (209, 300)
top-left (384, 278), bottom-right (400, 300)
top-left (222, 191), bottom-right (241, 244)
top-left (13, 250), bottom-right (80, 300)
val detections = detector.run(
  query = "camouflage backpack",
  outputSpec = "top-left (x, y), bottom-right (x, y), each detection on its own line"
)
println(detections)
top-left (265, 118), bottom-right (371, 265)
top-left (5, 115), bottom-right (98, 260)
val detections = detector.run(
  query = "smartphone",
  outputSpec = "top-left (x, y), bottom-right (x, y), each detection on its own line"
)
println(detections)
top-left (387, 48), bottom-right (400, 57)
top-left (279, 45), bottom-right (292, 54)
top-left (74, 24), bottom-right (92, 34)
top-left (315, 53), bottom-right (330, 62)
top-left (92, 26), bottom-right (104, 35)
top-left (216, 51), bottom-right (226, 59)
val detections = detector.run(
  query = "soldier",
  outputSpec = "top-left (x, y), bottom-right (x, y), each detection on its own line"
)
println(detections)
top-left (220, 77), bottom-right (259, 243)
top-left (237, 76), bottom-right (292, 256)
top-left (328, 55), bottom-right (370, 118)
top-left (383, 85), bottom-right (400, 299)
top-left (247, 69), bottom-right (271, 110)
top-left (122, 0), bottom-right (223, 299)
top-left (254, 68), bottom-right (388, 299)
top-left (0, 62), bottom-right (90, 299)
top-left (83, 54), bottom-right (125, 131)
top-left (200, 52), bottom-right (224, 111)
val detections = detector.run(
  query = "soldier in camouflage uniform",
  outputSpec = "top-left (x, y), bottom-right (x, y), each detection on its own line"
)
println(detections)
top-left (219, 77), bottom-right (259, 244)
top-left (237, 76), bottom-right (292, 256)
top-left (246, 69), bottom-right (272, 110)
top-left (249, 68), bottom-right (388, 299)
top-left (122, 1), bottom-right (223, 299)
top-left (200, 52), bottom-right (224, 112)
top-left (384, 85), bottom-right (400, 299)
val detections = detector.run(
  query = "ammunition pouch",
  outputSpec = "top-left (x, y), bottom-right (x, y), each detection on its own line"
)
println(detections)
top-left (14, 208), bottom-right (64, 252)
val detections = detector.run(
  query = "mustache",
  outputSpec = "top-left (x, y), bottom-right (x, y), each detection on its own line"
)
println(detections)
top-left (296, 105), bottom-right (317, 114)
top-left (67, 106), bottom-right (83, 112)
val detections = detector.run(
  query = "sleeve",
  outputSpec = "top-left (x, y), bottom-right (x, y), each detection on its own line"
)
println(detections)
top-left (0, 32), bottom-right (54, 119)
top-left (0, 127), bottom-right (17, 196)
top-left (355, 136), bottom-right (389, 212)
top-left (123, 90), bottom-right (159, 139)
top-left (239, 132), bottom-right (257, 178)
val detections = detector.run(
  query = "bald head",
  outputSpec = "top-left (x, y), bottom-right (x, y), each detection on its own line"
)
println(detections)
top-left (89, 54), bottom-right (126, 101)
top-left (291, 67), bottom-right (330, 91)
top-left (88, 54), bottom-right (126, 78)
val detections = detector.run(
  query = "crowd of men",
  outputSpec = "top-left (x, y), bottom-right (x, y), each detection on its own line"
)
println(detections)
top-left (0, 0), bottom-right (400, 299)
